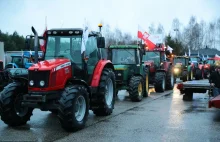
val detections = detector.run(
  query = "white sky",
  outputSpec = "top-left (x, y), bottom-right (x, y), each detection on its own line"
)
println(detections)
top-left (0, 0), bottom-right (219, 37)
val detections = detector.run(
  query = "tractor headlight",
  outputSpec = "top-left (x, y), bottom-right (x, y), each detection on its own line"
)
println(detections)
top-left (29, 80), bottom-right (34, 86)
top-left (174, 68), bottom-right (179, 73)
top-left (40, 80), bottom-right (45, 87)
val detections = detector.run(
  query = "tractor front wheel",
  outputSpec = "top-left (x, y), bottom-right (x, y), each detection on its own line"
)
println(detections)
top-left (0, 82), bottom-right (33, 126)
top-left (154, 72), bottom-right (166, 92)
top-left (93, 68), bottom-right (116, 116)
top-left (128, 76), bottom-right (144, 102)
top-left (58, 85), bottom-right (89, 131)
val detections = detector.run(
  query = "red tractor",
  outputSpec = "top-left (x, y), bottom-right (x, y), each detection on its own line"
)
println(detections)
top-left (0, 25), bottom-right (116, 131)
top-left (204, 57), bottom-right (220, 78)
top-left (188, 56), bottom-right (204, 80)
top-left (142, 44), bottom-right (174, 92)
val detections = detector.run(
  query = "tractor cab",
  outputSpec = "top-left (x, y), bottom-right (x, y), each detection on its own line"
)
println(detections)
top-left (42, 28), bottom-right (105, 81)
top-left (142, 44), bottom-right (166, 71)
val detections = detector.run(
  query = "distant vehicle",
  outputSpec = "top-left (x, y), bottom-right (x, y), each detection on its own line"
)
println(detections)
top-left (173, 56), bottom-right (193, 82)
top-left (189, 56), bottom-right (204, 80)
top-left (5, 51), bottom-right (43, 69)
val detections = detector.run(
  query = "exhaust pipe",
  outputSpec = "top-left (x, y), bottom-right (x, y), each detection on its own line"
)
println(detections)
top-left (31, 26), bottom-right (39, 64)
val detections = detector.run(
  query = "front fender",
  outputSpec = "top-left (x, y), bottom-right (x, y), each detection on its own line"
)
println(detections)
top-left (91, 60), bottom-right (114, 87)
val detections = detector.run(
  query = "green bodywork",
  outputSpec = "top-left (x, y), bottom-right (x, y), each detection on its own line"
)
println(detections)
top-left (108, 45), bottom-right (145, 91)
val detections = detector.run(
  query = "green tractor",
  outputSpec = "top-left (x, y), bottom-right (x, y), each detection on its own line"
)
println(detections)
top-left (173, 56), bottom-right (193, 82)
top-left (107, 45), bottom-right (149, 102)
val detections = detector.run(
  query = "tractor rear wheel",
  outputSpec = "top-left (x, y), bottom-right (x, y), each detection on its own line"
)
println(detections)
top-left (154, 72), bottom-right (166, 92)
top-left (93, 68), bottom-right (116, 116)
top-left (128, 76), bottom-right (144, 102)
top-left (143, 66), bottom-right (149, 97)
top-left (58, 85), bottom-right (89, 131)
top-left (165, 67), bottom-right (174, 90)
top-left (0, 82), bottom-right (33, 126)
top-left (195, 69), bottom-right (202, 80)
top-left (182, 71), bottom-right (188, 82)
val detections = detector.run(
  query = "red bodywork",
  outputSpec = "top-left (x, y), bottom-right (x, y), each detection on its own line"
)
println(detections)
top-left (91, 60), bottom-right (113, 87)
top-left (144, 61), bottom-right (156, 72)
top-left (28, 59), bottom-right (72, 91)
top-left (209, 95), bottom-right (220, 108)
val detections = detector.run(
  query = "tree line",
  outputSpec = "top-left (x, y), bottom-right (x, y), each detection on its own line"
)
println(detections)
top-left (1, 15), bottom-right (220, 56)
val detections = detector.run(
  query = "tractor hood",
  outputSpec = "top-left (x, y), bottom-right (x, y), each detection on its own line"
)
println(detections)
top-left (114, 65), bottom-right (129, 70)
top-left (29, 58), bottom-right (71, 71)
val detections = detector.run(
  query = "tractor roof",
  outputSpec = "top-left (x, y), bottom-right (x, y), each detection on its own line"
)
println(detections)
top-left (47, 28), bottom-right (99, 37)
top-left (109, 45), bottom-right (139, 49)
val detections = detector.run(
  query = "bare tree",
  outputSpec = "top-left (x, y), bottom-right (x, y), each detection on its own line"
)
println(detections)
top-left (156, 23), bottom-right (164, 34)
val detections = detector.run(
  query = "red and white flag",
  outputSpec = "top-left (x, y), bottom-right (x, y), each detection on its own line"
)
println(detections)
top-left (39, 17), bottom-right (47, 53)
top-left (137, 25), bottom-right (144, 39)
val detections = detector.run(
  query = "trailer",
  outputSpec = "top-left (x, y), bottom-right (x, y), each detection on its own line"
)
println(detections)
top-left (177, 79), bottom-right (212, 101)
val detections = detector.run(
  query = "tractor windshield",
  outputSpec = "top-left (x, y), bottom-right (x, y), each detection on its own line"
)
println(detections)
top-left (190, 57), bottom-right (199, 62)
top-left (207, 60), bottom-right (215, 64)
top-left (45, 35), bottom-right (82, 63)
top-left (111, 49), bottom-right (136, 64)
top-left (174, 58), bottom-right (186, 66)
top-left (143, 51), bottom-right (160, 66)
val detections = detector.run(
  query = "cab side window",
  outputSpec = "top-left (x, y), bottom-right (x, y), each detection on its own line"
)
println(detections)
top-left (85, 37), bottom-right (99, 65)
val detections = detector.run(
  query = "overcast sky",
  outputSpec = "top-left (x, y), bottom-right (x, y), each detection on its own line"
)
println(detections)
top-left (0, 0), bottom-right (219, 37)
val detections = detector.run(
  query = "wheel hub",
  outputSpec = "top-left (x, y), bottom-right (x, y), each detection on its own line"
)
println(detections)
top-left (105, 78), bottom-right (113, 106)
top-left (75, 95), bottom-right (86, 122)
top-left (138, 83), bottom-right (143, 96)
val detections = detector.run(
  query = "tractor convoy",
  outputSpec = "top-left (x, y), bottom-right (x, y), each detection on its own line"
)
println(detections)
top-left (0, 24), bottom-right (216, 132)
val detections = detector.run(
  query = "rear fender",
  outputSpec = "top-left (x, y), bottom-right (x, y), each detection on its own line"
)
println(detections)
top-left (90, 60), bottom-right (114, 87)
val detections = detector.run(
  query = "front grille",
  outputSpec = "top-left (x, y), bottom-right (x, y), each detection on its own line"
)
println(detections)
top-left (28, 70), bottom-right (50, 88)
top-left (115, 70), bottom-right (123, 81)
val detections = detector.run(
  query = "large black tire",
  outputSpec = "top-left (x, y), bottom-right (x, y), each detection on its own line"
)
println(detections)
top-left (58, 85), bottom-right (89, 131)
top-left (143, 66), bottom-right (149, 97)
top-left (182, 71), bottom-right (188, 82)
top-left (165, 67), bottom-right (174, 90)
top-left (154, 72), bottom-right (166, 92)
top-left (195, 69), bottom-right (202, 80)
top-left (93, 68), bottom-right (116, 116)
top-left (0, 82), bottom-right (33, 126)
top-left (128, 76), bottom-right (144, 102)
top-left (188, 69), bottom-right (193, 81)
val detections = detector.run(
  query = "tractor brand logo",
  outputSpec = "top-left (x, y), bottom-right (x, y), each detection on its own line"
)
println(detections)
top-left (64, 68), bottom-right (69, 74)
top-left (55, 62), bottom-right (71, 71)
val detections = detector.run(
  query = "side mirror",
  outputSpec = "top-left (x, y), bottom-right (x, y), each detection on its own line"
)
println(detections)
top-left (97, 37), bottom-right (105, 48)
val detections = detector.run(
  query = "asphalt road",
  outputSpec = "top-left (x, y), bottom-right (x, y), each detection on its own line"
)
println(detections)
top-left (1, 80), bottom-right (220, 142)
